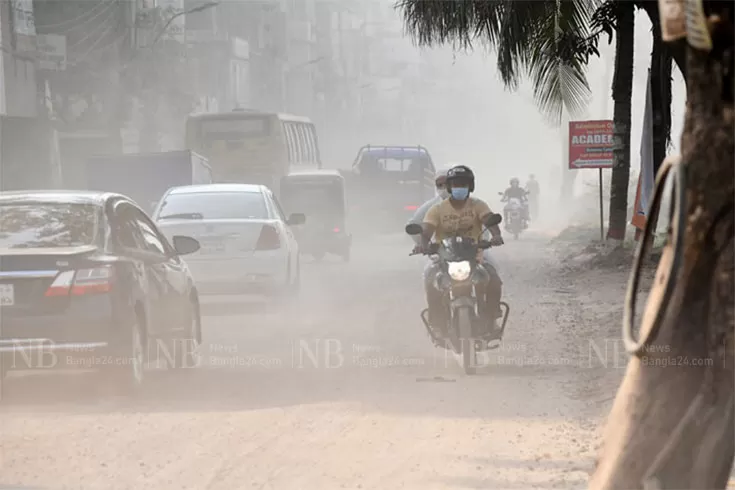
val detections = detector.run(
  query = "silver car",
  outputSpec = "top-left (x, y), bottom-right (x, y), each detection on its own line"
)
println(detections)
top-left (153, 184), bottom-right (305, 296)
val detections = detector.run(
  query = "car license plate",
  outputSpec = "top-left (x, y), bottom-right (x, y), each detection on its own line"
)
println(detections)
top-left (0, 283), bottom-right (15, 306)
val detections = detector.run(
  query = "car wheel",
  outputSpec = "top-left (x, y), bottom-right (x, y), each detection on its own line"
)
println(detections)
top-left (174, 300), bottom-right (201, 370)
top-left (291, 257), bottom-right (301, 294)
top-left (103, 314), bottom-right (146, 395)
top-left (0, 355), bottom-right (7, 403)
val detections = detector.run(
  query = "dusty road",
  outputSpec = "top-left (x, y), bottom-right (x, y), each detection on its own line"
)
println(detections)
top-left (0, 231), bottom-right (632, 490)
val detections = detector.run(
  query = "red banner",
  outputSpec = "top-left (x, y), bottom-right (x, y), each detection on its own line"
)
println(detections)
top-left (631, 171), bottom-right (646, 234)
top-left (569, 120), bottom-right (614, 169)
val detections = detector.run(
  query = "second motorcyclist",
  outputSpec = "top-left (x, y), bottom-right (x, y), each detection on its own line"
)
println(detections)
top-left (501, 177), bottom-right (529, 229)
top-left (413, 165), bottom-right (505, 339)
top-left (525, 174), bottom-right (540, 220)
top-left (406, 168), bottom-right (451, 242)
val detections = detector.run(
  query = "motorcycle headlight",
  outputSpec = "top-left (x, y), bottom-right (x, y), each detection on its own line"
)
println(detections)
top-left (447, 261), bottom-right (471, 281)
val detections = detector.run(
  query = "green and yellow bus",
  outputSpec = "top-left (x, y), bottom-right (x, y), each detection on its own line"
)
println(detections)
top-left (185, 109), bottom-right (322, 195)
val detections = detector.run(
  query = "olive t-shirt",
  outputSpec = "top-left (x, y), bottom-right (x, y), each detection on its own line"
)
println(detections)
top-left (423, 197), bottom-right (493, 242)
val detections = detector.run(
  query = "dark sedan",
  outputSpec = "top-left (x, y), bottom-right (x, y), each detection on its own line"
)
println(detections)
top-left (0, 191), bottom-right (202, 395)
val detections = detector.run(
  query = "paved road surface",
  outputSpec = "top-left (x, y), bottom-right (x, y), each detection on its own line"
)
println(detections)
top-left (1, 232), bottom-right (630, 489)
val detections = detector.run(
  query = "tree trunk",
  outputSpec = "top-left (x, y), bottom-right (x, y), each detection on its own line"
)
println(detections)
top-left (606, 0), bottom-right (635, 241)
top-left (589, 5), bottom-right (734, 488)
top-left (635, 0), bottom-right (688, 83)
top-left (651, 29), bottom-right (673, 180)
top-left (647, 23), bottom-right (674, 236)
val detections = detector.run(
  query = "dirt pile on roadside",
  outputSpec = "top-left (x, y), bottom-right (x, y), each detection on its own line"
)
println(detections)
top-left (552, 226), bottom-right (663, 272)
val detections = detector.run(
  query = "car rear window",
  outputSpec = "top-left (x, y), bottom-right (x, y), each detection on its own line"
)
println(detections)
top-left (281, 182), bottom-right (341, 216)
top-left (358, 153), bottom-right (428, 182)
top-left (0, 203), bottom-right (100, 248)
top-left (156, 191), bottom-right (269, 220)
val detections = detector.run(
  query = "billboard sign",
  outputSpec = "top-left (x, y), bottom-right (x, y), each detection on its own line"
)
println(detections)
top-left (37, 34), bottom-right (66, 71)
top-left (569, 120), bottom-right (614, 169)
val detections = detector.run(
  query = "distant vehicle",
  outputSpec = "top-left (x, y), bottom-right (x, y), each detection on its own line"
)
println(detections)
top-left (499, 192), bottom-right (527, 239)
top-left (343, 145), bottom-right (436, 232)
top-left (185, 110), bottom-right (322, 196)
top-left (0, 191), bottom-right (202, 395)
top-left (152, 184), bottom-right (305, 296)
top-left (280, 170), bottom-right (351, 262)
top-left (85, 150), bottom-right (212, 214)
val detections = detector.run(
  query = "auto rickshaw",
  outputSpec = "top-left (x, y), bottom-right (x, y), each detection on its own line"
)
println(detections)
top-left (280, 170), bottom-right (351, 262)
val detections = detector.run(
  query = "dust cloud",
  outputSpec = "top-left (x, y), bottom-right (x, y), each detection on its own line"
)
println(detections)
top-left (0, 2), bottom-right (686, 489)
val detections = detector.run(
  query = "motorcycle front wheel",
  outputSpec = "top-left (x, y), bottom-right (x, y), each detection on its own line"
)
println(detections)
top-left (456, 307), bottom-right (476, 375)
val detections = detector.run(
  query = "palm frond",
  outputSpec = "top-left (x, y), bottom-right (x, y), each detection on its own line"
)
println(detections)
top-left (397, 0), bottom-right (601, 125)
top-left (398, 0), bottom-right (499, 50)
top-left (523, 0), bottom-right (597, 124)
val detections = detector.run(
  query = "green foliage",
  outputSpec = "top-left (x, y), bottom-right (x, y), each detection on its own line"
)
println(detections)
top-left (397, 0), bottom-right (611, 125)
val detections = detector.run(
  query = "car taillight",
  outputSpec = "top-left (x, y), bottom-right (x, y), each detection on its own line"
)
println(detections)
top-left (333, 227), bottom-right (340, 233)
top-left (404, 205), bottom-right (418, 211)
top-left (45, 267), bottom-right (114, 297)
top-left (255, 225), bottom-right (280, 250)
top-left (44, 270), bottom-right (75, 297)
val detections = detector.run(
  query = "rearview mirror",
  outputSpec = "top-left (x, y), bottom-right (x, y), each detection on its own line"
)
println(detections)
top-left (484, 213), bottom-right (502, 227)
top-left (405, 223), bottom-right (423, 236)
top-left (287, 213), bottom-right (306, 225)
top-left (173, 235), bottom-right (200, 256)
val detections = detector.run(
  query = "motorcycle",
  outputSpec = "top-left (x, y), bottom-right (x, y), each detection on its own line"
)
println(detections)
top-left (405, 213), bottom-right (511, 375)
top-left (499, 193), bottom-right (527, 239)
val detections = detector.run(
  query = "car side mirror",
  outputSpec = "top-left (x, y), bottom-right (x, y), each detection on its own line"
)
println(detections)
top-left (405, 223), bottom-right (423, 236)
top-left (173, 235), bottom-right (200, 255)
top-left (484, 213), bottom-right (502, 227)
top-left (287, 213), bottom-right (306, 226)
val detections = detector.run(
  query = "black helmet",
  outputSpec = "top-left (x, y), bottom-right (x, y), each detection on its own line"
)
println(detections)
top-left (446, 165), bottom-right (475, 192)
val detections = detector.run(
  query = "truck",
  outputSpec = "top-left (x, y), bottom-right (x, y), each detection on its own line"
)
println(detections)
top-left (341, 145), bottom-right (436, 233)
top-left (85, 150), bottom-right (212, 214)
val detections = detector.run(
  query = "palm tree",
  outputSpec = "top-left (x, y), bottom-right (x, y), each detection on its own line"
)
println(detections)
top-left (606, 0), bottom-right (634, 241)
top-left (399, 0), bottom-right (675, 243)
top-left (400, 0), bottom-right (598, 125)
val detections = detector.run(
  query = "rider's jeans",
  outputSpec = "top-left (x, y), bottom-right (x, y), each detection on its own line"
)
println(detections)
top-left (423, 250), bottom-right (503, 329)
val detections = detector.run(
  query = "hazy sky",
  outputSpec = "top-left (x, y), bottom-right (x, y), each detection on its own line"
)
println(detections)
top-left (382, 7), bottom-right (686, 197)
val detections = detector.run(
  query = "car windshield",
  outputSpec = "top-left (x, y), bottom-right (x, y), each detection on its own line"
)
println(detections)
top-left (156, 191), bottom-right (268, 220)
top-left (0, 202), bottom-right (99, 249)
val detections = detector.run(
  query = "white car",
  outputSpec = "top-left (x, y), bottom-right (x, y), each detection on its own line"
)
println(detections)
top-left (153, 184), bottom-right (305, 296)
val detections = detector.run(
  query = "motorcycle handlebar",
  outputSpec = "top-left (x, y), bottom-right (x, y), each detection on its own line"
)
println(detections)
top-left (409, 241), bottom-right (497, 256)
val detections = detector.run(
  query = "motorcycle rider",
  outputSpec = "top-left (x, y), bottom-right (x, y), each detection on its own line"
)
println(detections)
top-left (414, 165), bottom-right (505, 339)
top-left (501, 177), bottom-right (529, 229)
top-left (525, 174), bottom-right (540, 220)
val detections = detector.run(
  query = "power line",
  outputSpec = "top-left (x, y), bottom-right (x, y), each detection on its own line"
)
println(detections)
top-left (67, 28), bottom-right (130, 68)
top-left (69, 23), bottom-right (118, 66)
top-left (34, 0), bottom-right (118, 33)
top-left (67, 2), bottom-right (120, 50)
